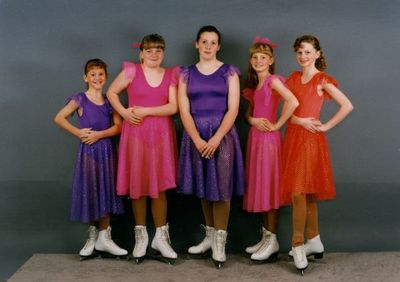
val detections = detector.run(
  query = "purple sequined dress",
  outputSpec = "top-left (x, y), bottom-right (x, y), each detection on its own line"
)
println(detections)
top-left (67, 92), bottom-right (124, 223)
top-left (178, 64), bottom-right (245, 201)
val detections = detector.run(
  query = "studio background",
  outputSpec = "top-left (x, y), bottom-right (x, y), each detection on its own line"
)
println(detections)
top-left (1, 0), bottom-right (399, 279)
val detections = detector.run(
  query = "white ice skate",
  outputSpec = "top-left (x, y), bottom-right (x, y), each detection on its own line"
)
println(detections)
top-left (288, 235), bottom-right (324, 259)
top-left (150, 223), bottom-right (177, 264)
top-left (245, 226), bottom-right (268, 254)
top-left (250, 230), bottom-right (279, 263)
top-left (292, 245), bottom-right (308, 275)
top-left (211, 229), bottom-right (227, 269)
top-left (188, 225), bottom-right (215, 256)
top-left (94, 226), bottom-right (128, 258)
top-left (132, 225), bottom-right (148, 263)
top-left (79, 225), bottom-right (98, 260)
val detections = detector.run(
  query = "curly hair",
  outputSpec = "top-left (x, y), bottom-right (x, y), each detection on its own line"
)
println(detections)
top-left (293, 35), bottom-right (327, 71)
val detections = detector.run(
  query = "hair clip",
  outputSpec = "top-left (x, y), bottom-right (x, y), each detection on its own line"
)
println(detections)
top-left (253, 36), bottom-right (278, 48)
top-left (131, 42), bottom-right (141, 48)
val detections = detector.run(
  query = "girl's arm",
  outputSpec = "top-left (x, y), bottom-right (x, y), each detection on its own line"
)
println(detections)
top-left (246, 102), bottom-right (271, 132)
top-left (132, 84), bottom-right (178, 118)
top-left (54, 100), bottom-right (91, 141)
top-left (270, 78), bottom-right (299, 130)
top-left (317, 83), bottom-right (354, 132)
top-left (178, 80), bottom-right (207, 154)
top-left (82, 110), bottom-right (122, 145)
top-left (106, 70), bottom-right (143, 125)
top-left (201, 73), bottom-right (240, 158)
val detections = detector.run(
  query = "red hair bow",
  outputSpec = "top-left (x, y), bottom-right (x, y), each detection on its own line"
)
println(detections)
top-left (253, 36), bottom-right (278, 48)
top-left (131, 42), bottom-right (141, 48)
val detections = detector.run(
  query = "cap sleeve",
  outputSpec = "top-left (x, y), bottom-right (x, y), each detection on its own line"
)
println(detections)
top-left (122, 61), bottom-right (137, 81)
top-left (179, 66), bottom-right (189, 84)
top-left (103, 95), bottom-right (113, 115)
top-left (66, 92), bottom-right (85, 116)
top-left (169, 66), bottom-right (180, 86)
top-left (317, 72), bottom-right (339, 100)
top-left (224, 64), bottom-right (240, 79)
top-left (242, 88), bottom-right (255, 104)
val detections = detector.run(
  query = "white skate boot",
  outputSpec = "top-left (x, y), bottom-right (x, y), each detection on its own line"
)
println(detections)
top-left (132, 225), bottom-right (148, 263)
top-left (94, 226), bottom-right (128, 258)
top-left (188, 225), bottom-right (215, 256)
top-left (79, 225), bottom-right (98, 260)
top-left (245, 227), bottom-right (268, 254)
top-left (288, 235), bottom-right (324, 259)
top-left (250, 230), bottom-right (279, 263)
top-left (292, 245), bottom-right (308, 275)
top-left (150, 223), bottom-right (177, 264)
top-left (211, 229), bottom-right (227, 269)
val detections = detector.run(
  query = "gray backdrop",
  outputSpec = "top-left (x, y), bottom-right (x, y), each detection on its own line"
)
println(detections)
top-left (1, 0), bottom-right (399, 278)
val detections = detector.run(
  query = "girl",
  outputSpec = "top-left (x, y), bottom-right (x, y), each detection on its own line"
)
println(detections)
top-left (242, 37), bottom-right (298, 262)
top-left (107, 34), bottom-right (178, 264)
top-left (54, 58), bottom-right (127, 259)
top-left (177, 25), bottom-right (245, 269)
top-left (281, 35), bottom-right (353, 274)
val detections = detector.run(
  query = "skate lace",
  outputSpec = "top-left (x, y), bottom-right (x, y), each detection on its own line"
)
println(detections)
top-left (82, 239), bottom-right (93, 251)
top-left (135, 227), bottom-right (145, 241)
top-left (257, 235), bottom-right (271, 252)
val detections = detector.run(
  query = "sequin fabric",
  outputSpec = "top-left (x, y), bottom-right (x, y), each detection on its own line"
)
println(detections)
top-left (116, 62), bottom-right (178, 199)
top-left (67, 93), bottom-right (124, 223)
top-left (280, 72), bottom-right (338, 205)
top-left (177, 64), bottom-right (245, 201)
top-left (242, 75), bottom-right (284, 212)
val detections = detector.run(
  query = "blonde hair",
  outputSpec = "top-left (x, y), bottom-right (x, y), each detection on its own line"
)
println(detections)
top-left (139, 34), bottom-right (165, 51)
top-left (246, 42), bottom-right (275, 89)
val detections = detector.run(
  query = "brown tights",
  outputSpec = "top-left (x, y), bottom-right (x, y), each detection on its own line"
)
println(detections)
top-left (131, 191), bottom-right (167, 228)
top-left (291, 193), bottom-right (319, 247)
top-left (262, 209), bottom-right (279, 234)
top-left (201, 199), bottom-right (231, 230)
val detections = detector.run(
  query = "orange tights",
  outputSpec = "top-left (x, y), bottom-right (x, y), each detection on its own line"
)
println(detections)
top-left (201, 199), bottom-right (231, 230)
top-left (291, 193), bottom-right (319, 247)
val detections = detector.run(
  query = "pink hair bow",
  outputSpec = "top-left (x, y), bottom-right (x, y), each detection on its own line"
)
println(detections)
top-left (253, 36), bottom-right (278, 48)
top-left (131, 42), bottom-right (141, 48)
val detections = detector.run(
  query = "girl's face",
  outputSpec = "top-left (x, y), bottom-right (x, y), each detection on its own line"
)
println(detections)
top-left (196, 32), bottom-right (220, 60)
top-left (296, 42), bottom-right (320, 68)
top-left (250, 52), bottom-right (274, 74)
top-left (83, 67), bottom-right (107, 91)
top-left (140, 47), bottom-right (164, 68)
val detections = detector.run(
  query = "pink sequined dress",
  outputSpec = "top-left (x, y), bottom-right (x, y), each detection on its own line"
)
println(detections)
top-left (243, 75), bottom-right (285, 212)
top-left (116, 62), bottom-right (178, 199)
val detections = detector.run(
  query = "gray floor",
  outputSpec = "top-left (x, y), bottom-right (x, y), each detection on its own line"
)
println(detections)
top-left (8, 252), bottom-right (400, 282)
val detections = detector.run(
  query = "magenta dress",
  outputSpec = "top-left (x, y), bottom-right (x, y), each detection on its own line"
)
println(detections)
top-left (177, 64), bottom-right (245, 201)
top-left (243, 75), bottom-right (284, 212)
top-left (116, 62), bottom-right (178, 199)
top-left (68, 92), bottom-right (124, 223)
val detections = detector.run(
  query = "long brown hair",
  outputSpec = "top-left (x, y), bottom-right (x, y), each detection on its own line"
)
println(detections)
top-left (293, 35), bottom-right (327, 71)
top-left (246, 42), bottom-right (275, 89)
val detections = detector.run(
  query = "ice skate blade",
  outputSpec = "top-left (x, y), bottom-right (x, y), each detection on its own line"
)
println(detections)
top-left (79, 252), bottom-right (99, 261)
top-left (95, 250), bottom-right (128, 260)
top-left (133, 255), bottom-right (146, 264)
top-left (250, 252), bottom-right (279, 264)
top-left (289, 251), bottom-right (324, 260)
top-left (212, 258), bottom-right (225, 269)
top-left (150, 250), bottom-right (177, 265)
top-left (187, 250), bottom-right (212, 259)
top-left (296, 265), bottom-right (308, 276)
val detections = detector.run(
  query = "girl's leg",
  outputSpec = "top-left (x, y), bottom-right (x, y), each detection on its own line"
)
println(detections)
top-left (201, 199), bottom-right (214, 227)
top-left (94, 214), bottom-right (127, 256)
top-left (305, 194), bottom-right (319, 239)
top-left (132, 197), bottom-right (147, 226)
top-left (213, 201), bottom-right (230, 230)
top-left (151, 191), bottom-right (167, 227)
top-left (291, 193), bottom-right (307, 247)
top-left (98, 216), bottom-right (110, 230)
top-left (262, 209), bottom-right (279, 234)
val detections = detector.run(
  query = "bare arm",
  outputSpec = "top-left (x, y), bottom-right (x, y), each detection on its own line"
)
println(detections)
top-left (82, 110), bottom-right (122, 145)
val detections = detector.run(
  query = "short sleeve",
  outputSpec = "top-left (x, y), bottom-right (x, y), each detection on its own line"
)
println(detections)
top-left (169, 66), bottom-right (180, 86)
top-left (317, 72), bottom-right (339, 100)
top-left (224, 64), bottom-right (240, 79)
top-left (65, 92), bottom-right (85, 116)
top-left (266, 74), bottom-right (285, 86)
top-left (242, 88), bottom-right (254, 104)
top-left (103, 96), bottom-right (114, 115)
top-left (122, 61), bottom-right (137, 81)
top-left (179, 66), bottom-right (190, 84)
